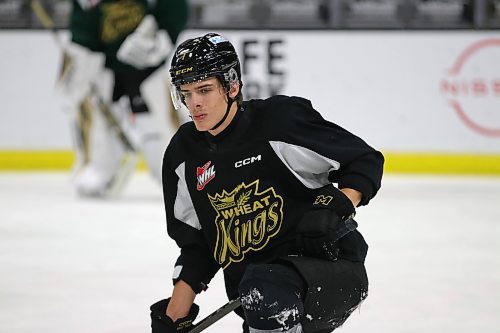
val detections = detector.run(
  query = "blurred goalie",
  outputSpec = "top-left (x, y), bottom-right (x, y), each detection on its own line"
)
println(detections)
top-left (57, 0), bottom-right (189, 197)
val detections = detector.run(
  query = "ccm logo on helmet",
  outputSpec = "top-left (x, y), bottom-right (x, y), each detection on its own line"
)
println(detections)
top-left (175, 67), bottom-right (194, 75)
top-left (235, 155), bottom-right (261, 168)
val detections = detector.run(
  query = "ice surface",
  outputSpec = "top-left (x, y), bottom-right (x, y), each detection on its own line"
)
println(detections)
top-left (0, 172), bottom-right (499, 333)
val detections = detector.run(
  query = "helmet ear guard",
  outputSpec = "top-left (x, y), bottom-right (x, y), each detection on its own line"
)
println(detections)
top-left (226, 68), bottom-right (239, 89)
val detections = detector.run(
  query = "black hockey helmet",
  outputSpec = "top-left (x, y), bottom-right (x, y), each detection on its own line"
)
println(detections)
top-left (169, 33), bottom-right (242, 93)
top-left (169, 33), bottom-right (243, 131)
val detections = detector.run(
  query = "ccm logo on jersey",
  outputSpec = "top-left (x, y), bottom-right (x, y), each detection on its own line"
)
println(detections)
top-left (197, 161), bottom-right (216, 191)
top-left (235, 155), bottom-right (262, 168)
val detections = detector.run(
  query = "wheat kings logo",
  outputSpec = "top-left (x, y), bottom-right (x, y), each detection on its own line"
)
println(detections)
top-left (208, 180), bottom-right (284, 268)
top-left (101, 0), bottom-right (145, 43)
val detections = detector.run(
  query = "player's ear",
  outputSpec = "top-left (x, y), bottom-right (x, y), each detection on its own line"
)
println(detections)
top-left (228, 82), bottom-right (240, 99)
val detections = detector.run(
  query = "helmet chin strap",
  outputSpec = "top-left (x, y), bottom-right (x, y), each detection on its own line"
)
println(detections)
top-left (210, 94), bottom-right (235, 131)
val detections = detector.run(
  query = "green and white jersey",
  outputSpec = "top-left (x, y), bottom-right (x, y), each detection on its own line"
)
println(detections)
top-left (70, 0), bottom-right (188, 71)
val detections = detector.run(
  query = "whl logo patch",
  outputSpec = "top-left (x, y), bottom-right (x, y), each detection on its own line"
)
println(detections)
top-left (197, 161), bottom-right (216, 191)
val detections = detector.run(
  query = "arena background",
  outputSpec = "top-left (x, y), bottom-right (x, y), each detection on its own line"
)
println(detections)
top-left (1, 1), bottom-right (499, 333)
top-left (1, 0), bottom-right (500, 174)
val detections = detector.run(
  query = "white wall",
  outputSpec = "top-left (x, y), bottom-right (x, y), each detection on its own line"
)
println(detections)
top-left (1, 30), bottom-right (500, 153)
top-left (0, 31), bottom-right (69, 149)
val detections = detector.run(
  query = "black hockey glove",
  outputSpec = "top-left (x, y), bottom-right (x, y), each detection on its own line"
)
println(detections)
top-left (150, 298), bottom-right (199, 333)
top-left (296, 185), bottom-right (356, 261)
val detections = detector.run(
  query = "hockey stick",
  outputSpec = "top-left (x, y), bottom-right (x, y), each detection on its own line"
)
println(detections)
top-left (30, 0), bottom-right (57, 31)
top-left (322, 216), bottom-right (358, 261)
top-left (30, 0), bottom-right (72, 82)
top-left (187, 217), bottom-right (358, 332)
top-left (188, 297), bottom-right (242, 333)
top-left (91, 86), bottom-right (136, 152)
top-left (30, 0), bottom-right (65, 47)
top-left (335, 216), bottom-right (358, 241)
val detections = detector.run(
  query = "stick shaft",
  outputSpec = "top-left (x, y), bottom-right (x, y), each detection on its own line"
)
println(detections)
top-left (30, 0), bottom-right (64, 47)
top-left (188, 298), bottom-right (241, 333)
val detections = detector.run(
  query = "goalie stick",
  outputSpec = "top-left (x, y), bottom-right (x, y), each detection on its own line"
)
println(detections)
top-left (187, 217), bottom-right (358, 332)
top-left (30, 0), bottom-right (60, 39)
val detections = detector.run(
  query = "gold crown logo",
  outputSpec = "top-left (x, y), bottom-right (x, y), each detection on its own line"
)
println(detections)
top-left (211, 194), bottom-right (236, 211)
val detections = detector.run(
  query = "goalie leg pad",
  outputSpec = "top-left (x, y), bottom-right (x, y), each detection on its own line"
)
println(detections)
top-left (67, 97), bottom-right (93, 180)
top-left (238, 264), bottom-right (305, 332)
top-left (73, 98), bottom-right (134, 197)
top-left (114, 98), bottom-right (165, 184)
top-left (130, 112), bottom-right (165, 183)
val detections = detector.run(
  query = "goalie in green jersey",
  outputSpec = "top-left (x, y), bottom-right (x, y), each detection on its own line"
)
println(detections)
top-left (57, 0), bottom-right (189, 197)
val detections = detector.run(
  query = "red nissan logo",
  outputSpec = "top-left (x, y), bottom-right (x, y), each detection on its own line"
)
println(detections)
top-left (440, 38), bottom-right (500, 137)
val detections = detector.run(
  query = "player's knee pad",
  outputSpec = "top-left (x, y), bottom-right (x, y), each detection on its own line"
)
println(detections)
top-left (238, 264), bottom-right (305, 332)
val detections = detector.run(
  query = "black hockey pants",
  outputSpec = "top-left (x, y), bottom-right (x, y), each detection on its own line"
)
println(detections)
top-left (238, 257), bottom-right (368, 333)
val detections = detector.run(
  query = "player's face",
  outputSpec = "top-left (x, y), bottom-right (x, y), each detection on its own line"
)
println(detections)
top-left (180, 77), bottom-right (232, 134)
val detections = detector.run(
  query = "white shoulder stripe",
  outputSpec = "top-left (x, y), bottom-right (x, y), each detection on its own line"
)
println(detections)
top-left (269, 141), bottom-right (340, 189)
top-left (174, 162), bottom-right (201, 230)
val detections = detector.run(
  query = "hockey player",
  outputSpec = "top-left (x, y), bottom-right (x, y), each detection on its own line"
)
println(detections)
top-left (58, 0), bottom-right (188, 197)
top-left (151, 33), bottom-right (384, 332)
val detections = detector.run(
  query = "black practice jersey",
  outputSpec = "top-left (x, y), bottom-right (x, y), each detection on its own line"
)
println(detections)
top-left (162, 95), bottom-right (384, 298)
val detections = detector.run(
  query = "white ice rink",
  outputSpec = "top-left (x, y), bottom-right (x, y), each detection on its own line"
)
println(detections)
top-left (1, 172), bottom-right (499, 333)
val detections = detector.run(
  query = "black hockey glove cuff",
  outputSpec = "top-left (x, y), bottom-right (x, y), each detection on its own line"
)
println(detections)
top-left (296, 185), bottom-right (356, 261)
top-left (150, 298), bottom-right (199, 333)
top-left (311, 184), bottom-right (356, 219)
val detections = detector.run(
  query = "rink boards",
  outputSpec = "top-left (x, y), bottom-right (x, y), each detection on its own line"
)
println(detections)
top-left (1, 29), bottom-right (499, 174)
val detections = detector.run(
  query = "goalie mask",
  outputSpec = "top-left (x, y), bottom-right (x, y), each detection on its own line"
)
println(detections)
top-left (169, 33), bottom-right (243, 130)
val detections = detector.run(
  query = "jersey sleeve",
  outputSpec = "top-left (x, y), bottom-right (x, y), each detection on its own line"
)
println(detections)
top-left (270, 96), bottom-right (384, 206)
top-left (162, 142), bottom-right (220, 293)
top-left (151, 0), bottom-right (189, 44)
